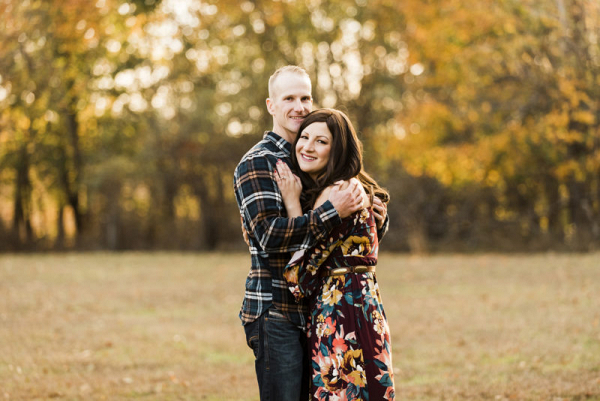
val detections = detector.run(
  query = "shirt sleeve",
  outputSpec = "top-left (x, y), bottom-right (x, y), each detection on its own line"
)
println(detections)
top-left (234, 154), bottom-right (341, 254)
top-left (377, 213), bottom-right (389, 242)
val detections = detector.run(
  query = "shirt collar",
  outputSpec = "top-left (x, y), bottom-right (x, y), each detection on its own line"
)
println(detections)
top-left (264, 131), bottom-right (292, 155)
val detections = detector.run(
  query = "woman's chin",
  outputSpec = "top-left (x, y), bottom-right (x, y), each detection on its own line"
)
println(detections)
top-left (298, 164), bottom-right (315, 175)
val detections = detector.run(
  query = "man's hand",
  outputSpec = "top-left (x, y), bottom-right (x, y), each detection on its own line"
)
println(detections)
top-left (372, 196), bottom-right (387, 229)
top-left (328, 178), bottom-right (364, 219)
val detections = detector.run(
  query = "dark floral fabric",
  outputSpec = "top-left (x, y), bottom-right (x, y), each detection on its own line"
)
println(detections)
top-left (284, 208), bottom-right (395, 400)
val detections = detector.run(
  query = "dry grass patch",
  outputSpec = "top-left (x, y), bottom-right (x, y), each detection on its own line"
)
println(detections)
top-left (379, 253), bottom-right (600, 400)
top-left (1, 252), bottom-right (599, 400)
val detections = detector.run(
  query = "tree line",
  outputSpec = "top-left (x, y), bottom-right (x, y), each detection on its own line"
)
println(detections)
top-left (0, 0), bottom-right (598, 253)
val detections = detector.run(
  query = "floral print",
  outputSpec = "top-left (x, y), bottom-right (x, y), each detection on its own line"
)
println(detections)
top-left (284, 208), bottom-right (395, 400)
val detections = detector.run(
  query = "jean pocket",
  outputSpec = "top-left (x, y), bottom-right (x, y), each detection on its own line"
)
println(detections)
top-left (244, 320), bottom-right (259, 355)
top-left (247, 335), bottom-right (259, 358)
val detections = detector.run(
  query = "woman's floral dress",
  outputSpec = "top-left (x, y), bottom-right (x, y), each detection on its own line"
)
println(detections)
top-left (284, 207), bottom-right (395, 400)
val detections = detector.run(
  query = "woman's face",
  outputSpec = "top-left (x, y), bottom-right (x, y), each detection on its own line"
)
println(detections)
top-left (295, 121), bottom-right (332, 179)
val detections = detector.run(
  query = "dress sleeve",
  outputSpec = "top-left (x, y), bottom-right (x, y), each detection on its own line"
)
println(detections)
top-left (283, 226), bottom-right (345, 301)
top-left (234, 155), bottom-right (341, 254)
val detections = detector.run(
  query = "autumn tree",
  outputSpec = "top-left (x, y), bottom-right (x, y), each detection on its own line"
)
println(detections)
top-left (0, 0), bottom-right (598, 252)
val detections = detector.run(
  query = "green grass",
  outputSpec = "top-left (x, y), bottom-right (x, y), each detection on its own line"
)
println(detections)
top-left (1, 252), bottom-right (599, 400)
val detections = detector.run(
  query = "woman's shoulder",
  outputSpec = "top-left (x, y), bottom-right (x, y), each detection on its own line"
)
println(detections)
top-left (313, 186), bottom-right (333, 209)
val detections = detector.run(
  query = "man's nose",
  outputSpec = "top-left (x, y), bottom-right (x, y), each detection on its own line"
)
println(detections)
top-left (293, 99), bottom-right (303, 111)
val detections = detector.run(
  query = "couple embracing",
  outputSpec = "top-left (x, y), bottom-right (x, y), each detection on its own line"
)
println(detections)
top-left (233, 66), bottom-right (395, 400)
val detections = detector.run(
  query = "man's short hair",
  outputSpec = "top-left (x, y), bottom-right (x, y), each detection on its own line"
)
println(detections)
top-left (268, 65), bottom-right (310, 99)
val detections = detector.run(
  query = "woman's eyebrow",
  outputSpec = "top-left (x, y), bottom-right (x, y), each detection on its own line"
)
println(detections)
top-left (302, 131), bottom-right (329, 139)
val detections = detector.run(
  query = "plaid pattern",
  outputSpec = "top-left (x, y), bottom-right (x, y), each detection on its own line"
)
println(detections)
top-left (234, 131), bottom-right (342, 328)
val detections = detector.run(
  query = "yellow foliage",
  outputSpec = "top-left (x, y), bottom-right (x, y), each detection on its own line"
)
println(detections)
top-left (545, 109), bottom-right (570, 128)
top-left (17, 115), bottom-right (31, 131)
top-left (556, 130), bottom-right (584, 144)
top-left (485, 170), bottom-right (501, 186)
top-left (555, 160), bottom-right (585, 181)
top-left (572, 110), bottom-right (596, 125)
top-left (586, 150), bottom-right (600, 172)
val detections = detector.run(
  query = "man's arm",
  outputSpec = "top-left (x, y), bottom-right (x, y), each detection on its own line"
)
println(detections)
top-left (234, 156), bottom-right (340, 254)
top-left (373, 196), bottom-right (389, 241)
top-left (377, 214), bottom-right (389, 241)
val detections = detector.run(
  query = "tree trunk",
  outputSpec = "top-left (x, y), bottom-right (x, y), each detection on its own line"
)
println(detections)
top-left (64, 99), bottom-right (84, 235)
top-left (195, 175), bottom-right (219, 251)
top-left (56, 205), bottom-right (65, 249)
top-left (12, 145), bottom-right (33, 248)
top-left (567, 176), bottom-right (590, 248)
top-left (545, 177), bottom-right (564, 242)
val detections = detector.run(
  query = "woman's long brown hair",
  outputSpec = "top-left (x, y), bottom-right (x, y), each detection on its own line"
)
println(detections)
top-left (291, 108), bottom-right (390, 210)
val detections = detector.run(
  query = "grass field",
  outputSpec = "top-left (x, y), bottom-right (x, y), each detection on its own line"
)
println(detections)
top-left (1, 252), bottom-right (599, 400)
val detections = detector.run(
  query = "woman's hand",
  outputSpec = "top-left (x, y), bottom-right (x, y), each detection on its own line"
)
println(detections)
top-left (274, 159), bottom-right (303, 217)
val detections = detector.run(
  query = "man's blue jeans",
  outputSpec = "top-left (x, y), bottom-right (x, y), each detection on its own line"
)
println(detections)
top-left (244, 306), bottom-right (309, 401)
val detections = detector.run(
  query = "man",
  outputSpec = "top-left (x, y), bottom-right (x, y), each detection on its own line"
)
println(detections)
top-left (233, 65), bottom-right (388, 400)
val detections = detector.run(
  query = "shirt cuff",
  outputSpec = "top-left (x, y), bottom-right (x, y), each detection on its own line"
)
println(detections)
top-left (315, 200), bottom-right (342, 232)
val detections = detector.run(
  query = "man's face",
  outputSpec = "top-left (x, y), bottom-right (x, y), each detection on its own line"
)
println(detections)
top-left (266, 72), bottom-right (313, 142)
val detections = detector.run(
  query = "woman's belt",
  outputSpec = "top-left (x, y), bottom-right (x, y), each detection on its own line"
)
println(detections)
top-left (321, 265), bottom-right (376, 277)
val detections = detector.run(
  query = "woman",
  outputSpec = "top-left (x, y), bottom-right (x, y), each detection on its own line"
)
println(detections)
top-left (274, 109), bottom-right (395, 400)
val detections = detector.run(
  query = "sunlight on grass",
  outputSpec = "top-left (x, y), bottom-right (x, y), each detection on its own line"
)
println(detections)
top-left (1, 252), bottom-right (599, 400)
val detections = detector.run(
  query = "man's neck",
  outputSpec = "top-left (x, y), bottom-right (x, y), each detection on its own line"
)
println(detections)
top-left (272, 128), bottom-right (296, 144)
